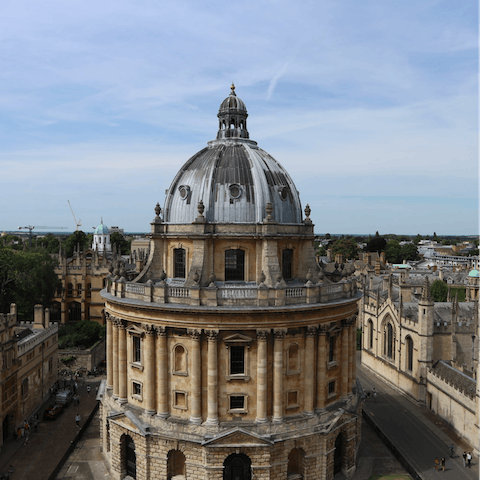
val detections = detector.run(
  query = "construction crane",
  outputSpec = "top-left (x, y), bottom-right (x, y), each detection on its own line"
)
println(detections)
top-left (18, 226), bottom-right (67, 247)
top-left (68, 200), bottom-right (82, 231)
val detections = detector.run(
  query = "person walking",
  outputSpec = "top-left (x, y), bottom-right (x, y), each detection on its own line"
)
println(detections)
top-left (434, 457), bottom-right (439, 472)
top-left (86, 385), bottom-right (91, 396)
top-left (462, 451), bottom-right (467, 467)
top-left (373, 391), bottom-right (377, 403)
top-left (440, 457), bottom-right (445, 472)
top-left (75, 413), bottom-right (81, 429)
top-left (449, 443), bottom-right (454, 458)
top-left (467, 452), bottom-right (472, 468)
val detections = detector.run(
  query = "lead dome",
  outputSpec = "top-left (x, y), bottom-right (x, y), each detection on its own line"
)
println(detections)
top-left (163, 84), bottom-right (302, 225)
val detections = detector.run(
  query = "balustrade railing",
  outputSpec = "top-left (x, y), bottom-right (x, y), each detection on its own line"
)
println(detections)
top-left (126, 284), bottom-right (146, 295)
top-left (169, 287), bottom-right (190, 298)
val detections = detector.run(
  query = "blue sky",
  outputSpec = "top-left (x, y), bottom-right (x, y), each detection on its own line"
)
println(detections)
top-left (0, 0), bottom-right (477, 235)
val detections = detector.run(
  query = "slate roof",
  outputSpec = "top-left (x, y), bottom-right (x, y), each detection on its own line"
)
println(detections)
top-left (430, 360), bottom-right (476, 399)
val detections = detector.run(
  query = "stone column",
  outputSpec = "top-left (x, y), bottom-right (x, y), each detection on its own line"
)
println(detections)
top-left (144, 327), bottom-right (156, 414)
top-left (256, 330), bottom-right (269, 423)
top-left (304, 326), bottom-right (316, 415)
top-left (189, 329), bottom-right (202, 424)
top-left (112, 318), bottom-right (119, 399)
top-left (341, 320), bottom-right (349, 399)
top-left (272, 329), bottom-right (286, 423)
top-left (156, 327), bottom-right (169, 418)
top-left (106, 314), bottom-right (113, 390)
top-left (316, 327), bottom-right (327, 411)
top-left (349, 318), bottom-right (356, 390)
top-left (206, 330), bottom-right (219, 425)
top-left (118, 321), bottom-right (127, 404)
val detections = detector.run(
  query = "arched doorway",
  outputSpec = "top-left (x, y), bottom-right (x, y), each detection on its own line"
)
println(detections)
top-left (334, 432), bottom-right (342, 475)
top-left (167, 449), bottom-right (186, 479)
top-left (122, 434), bottom-right (136, 478)
top-left (287, 448), bottom-right (305, 478)
top-left (223, 453), bottom-right (251, 480)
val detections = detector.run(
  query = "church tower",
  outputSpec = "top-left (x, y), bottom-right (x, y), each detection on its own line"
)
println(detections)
top-left (92, 220), bottom-right (111, 253)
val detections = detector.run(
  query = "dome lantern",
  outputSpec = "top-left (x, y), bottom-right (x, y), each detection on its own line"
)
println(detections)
top-left (217, 83), bottom-right (249, 140)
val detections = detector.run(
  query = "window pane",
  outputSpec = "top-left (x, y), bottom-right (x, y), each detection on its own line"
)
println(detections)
top-left (133, 337), bottom-right (141, 363)
top-left (230, 346), bottom-right (245, 374)
top-left (282, 249), bottom-right (293, 280)
top-left (230, 395), bottom-right (245, 410)
top-left (225, 250), bottom-right (245, 281)
top-left (174, 249), bottom-right (186, 278)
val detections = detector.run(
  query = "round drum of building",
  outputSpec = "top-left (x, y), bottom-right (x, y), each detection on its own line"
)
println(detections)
top-left (100, 85), bottom-right (362, 480)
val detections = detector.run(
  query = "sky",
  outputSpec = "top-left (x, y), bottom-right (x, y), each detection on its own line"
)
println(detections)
top-left (0, 0), bottom-right (477, 236)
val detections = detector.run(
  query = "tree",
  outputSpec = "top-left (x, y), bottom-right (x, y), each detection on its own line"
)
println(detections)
top-left (37, 233), bottom-right (60, 254)
top-left (430, 280), bottom-right (448, 302)
top-left (0, 246), bottom-right (60, 320)
top-left (330, 238), bottom-right (358, 260)
top-left (365, 235), bottom-right (387, 253)
top-left (385, 240), bottom-right (402, 264)
top-left (110, 232), bottom-right (131, 254)
top-left (58, 320), bottom-right (106, 349)
top-left (400, 243), bottom-right (420, 262)
top-left (64, 231), bottom-right (89, 257)
top-left (413, 234), bottom-right (423, 244)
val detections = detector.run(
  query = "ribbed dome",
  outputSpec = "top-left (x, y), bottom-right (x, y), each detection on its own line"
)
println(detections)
top-left (468, 269), bottom-right (479, 277)
top-left (163, 87), bottom-right (303, 225)
top-left (94, 222), bottom-right (109, 234)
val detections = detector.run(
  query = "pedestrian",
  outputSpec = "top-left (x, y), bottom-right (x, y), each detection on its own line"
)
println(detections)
top-left (440, 457), bottom-right (445, 472)
top-left (24, 428), bottom-right (30, 445)
top-left (73, 382), bottom-right (77, 394)
top-left (75, 413), bottom-right (81, 429)
top-left (366, 391), bottom-right (370, 401)
top-left (87, 385), bottom-right (91, 396)
top-left (449, 443), bottom-right (454, 458)
top-left (8, 465), bottom-right (14, 475)
top-left (467, 452), bottom-right (472, 468)
top-left (373, 391), bottom-right (377, 403)
top-left (462, 451), bottom-right (467, 467)
top-left (16, 427), bottom-right (22, 441)
top-left (434, 457), bottom-right (439, 471)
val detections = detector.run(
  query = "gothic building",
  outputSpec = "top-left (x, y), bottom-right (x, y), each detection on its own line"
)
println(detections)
top-left (99, 86), bottom-right (361, 479)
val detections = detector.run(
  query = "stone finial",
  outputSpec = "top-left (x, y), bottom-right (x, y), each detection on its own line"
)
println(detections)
top-left (265, 202), bottom-right (273, 221)
top-left (160, 270), bottom-right (167, 281)
top-left (306, 269), bottom-right (313, 282)
top-left (258, 271), bottom-right (266, 285)
top-left (208, 271), bottom-right (216, 287)
top-left (193, 271), bottom-right (199, 285)
top-left (198, 200), bottom-right (205, 218)
top-left (421, 276), bottom-right (432, 301)
top-left (275, 273), bottom-right (283, 284)
top-left (154, 202), bottom-right (162, 222)
top-left (304, 204), bottom-right (312, 225)
top-left (230, 82), bottom-right (236, 96)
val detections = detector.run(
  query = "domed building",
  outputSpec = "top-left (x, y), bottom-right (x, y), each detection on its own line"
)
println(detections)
top-left (93, 220), bottom-right (112, 253)
top-left (99, 85), bottom-right (361, 480)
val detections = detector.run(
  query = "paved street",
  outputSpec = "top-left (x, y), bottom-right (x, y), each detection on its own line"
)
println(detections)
top-left (0, 376), bottom-right (102, 480)
top-left (358, 354), bottom-right (478, 480)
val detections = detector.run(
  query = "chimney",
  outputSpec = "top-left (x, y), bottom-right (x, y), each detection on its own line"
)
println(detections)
top-left (335, 253), bottom-right (343, 265)
top-left (44, 308), bottom-right (50, 328)
top-left (33, 304), bottom-right (44, 329)
top-left (380, 252), bottom-right (386, 263)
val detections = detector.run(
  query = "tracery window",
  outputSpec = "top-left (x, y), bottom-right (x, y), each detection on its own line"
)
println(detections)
top-left (384, 323), bottom-right (394, 359)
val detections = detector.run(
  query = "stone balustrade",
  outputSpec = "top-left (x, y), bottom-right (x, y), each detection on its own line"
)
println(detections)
top-left (106, 276), bottom-right (357, 307)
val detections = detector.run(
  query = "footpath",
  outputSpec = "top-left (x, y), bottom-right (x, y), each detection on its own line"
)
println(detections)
top-left (358, 355), bottom-right (479, 480)
top-left (0, 376), bottom-right (103, 480)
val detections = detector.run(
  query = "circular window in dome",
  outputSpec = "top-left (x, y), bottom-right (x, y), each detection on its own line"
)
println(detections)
top-left (178, 185), bottom-right (190, 200)
top-left (229, 184), bottom-right (242, 199)
top-left (278, 186), bottom-right (289, 201)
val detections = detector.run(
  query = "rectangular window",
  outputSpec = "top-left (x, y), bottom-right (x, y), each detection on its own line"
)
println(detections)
top-left (174, 249), bottom-right (186, 278)
top-left (230, 346), bottom-right (245, 375)
top-left (282, 249), bottom-right (293, 281)
top-left (133, 382), bottom-right (141, 396)
top-left (225, 249), bottom-right (245, 281)
top-left (229, 395), bottom-right (245, 410)
top-left (286, 390), bottom-right (299, 409)
top-left (133, 337), bottom-right (141, 363)
top-left (328, 380), bottom-right (336, 396)
top-left (329, 335), bottom-right (336, 363)
top-left (174, 391), bottom-right (187, 410)
top-left (77, 284), bottom-right (82, 296)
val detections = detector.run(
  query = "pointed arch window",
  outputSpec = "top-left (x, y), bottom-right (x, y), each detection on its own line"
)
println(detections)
top-left (406, 336), bottom-right (413, 371)
top-left (368, 319), bottom-right (374, 349)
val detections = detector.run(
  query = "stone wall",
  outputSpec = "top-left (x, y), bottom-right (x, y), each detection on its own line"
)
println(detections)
top-left (59, 338), bottom-right (106, 371)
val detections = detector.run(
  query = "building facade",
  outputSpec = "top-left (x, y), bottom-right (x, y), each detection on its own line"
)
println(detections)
top-left (99, 86), bottom-right (362, 480)
top-left (0, 304), bottom-right (58, 446)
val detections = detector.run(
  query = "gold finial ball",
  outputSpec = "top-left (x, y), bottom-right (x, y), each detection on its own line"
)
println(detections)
top-left (230, 82), bottom-right (236, 95)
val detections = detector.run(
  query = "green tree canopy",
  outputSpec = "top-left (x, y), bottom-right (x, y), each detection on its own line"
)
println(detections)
top-left (385, 240), bottom-right (402, 264)
top-left (0, 246), bottom-right (60, 320)
top-left (110, 232), bottom-right (131, 254)
top-left (330, 238), bottom-right (358, 260)
top-left (430, 279), bottom-right (448, 302)
top-left (37, 233), bottom-right (60, 254)
top-left (58, 320), bottom-right (106, 349)
top-left (64, 231), bottom-right (89, 257)
top-left (365, 235), bottom-right (387, 253)
top-left (400, 243), bottom-right (420, 262)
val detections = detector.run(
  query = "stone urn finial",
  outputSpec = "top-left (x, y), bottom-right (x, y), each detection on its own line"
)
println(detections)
top-left (276, 273), bottom-right (283, 284)
top-left (198, 200), bottom-right (205, 218)
top-left (259, 271), bottom-right (266, 285)
top-left (208, 270), bottom-right (216, 286)
top-left (193, 271), bottom-right (200, 285)
top-left (265, 202), bottom-right (273, 221)
top-left (306, 269), bottom-right (313, 282)
top-left (304, 204), bottom-right (312, 224)
top-left (160, 270), bottom-right (167, 281)
top-left (155, 202), bottom-right (161, 218)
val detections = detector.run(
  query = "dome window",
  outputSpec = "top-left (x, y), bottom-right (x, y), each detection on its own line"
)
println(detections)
top-left (279, 186), bottom-right (289, 201)
top-left (178, 185), bottom-right (190, 200)
top-left (229, 184), bottom-right (242, 200)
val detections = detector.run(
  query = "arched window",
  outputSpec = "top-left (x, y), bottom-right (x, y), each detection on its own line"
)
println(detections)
top-left (167, 449), bottom-right (186, 479)
top-left (173, 345), bottom-right (187, 375)
top-left (287, 448), bottom-right (305, 478)
top-left (21, 378), bottom-right (29, 397)
top-left (368, 319), bottom-right (373, 349)
top-left (406, 336), bottom-right (413, 371)
top-left (67, 283), bottom-right (73, 297)
top-left (282, 249), bottom-right (293, 281)
top-left (68, 302), bottom-right (81, 321)
top-left (174, 248), bottom-right (186, 278)
top-left (386, 323), bottom-right (393, 359)
top-left (225, 249), bottom-right (245, 281)
top-left (287, 344), bottom-right (299, 373)
top-left (77, 283), bottom-right (82, 296)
